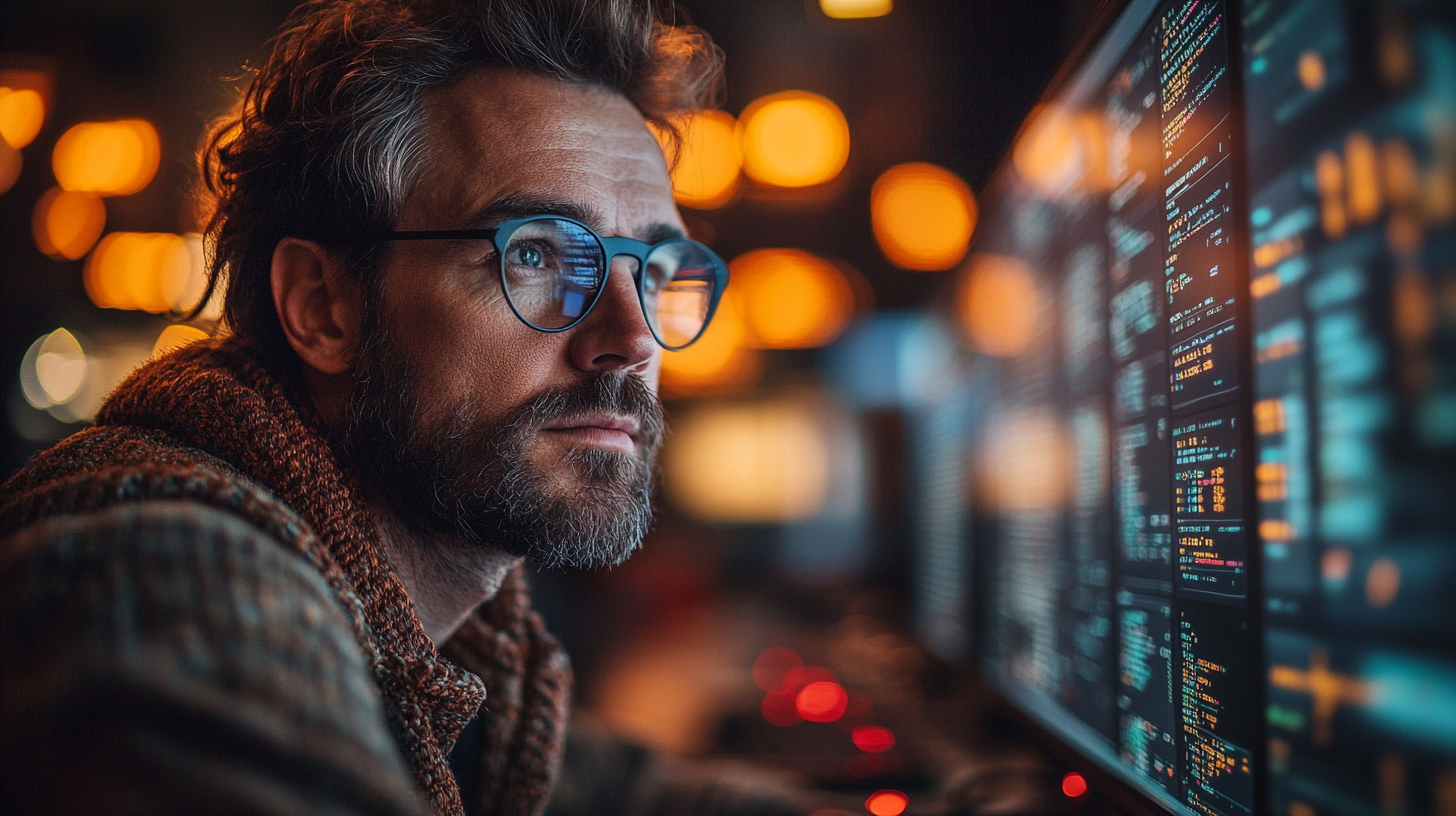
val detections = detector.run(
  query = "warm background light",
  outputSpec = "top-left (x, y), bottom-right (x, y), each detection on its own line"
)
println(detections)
top-left (152, 324), bottom-right (210, 358)
top-left (664, 399), bottom-right (830, 523)
top-left (0, 141), bottom-right (20, 195)
top-left (19, 328), bottom-right (87, 409)
top-left (957, 253), bottom-right (1039, 357)
top-left (85, 232), bottom-right (206, 313)
top-left (659, 110), bottom-right (742, 209)
top-left (660, 294), bottom-right (761, 396)
top-left (982, 409), bottom-right (1069, 512)
top-left (1013, 104), bottom-right (1099, 194)
top-left (0, 87), bottom-right (45, 149)
top-left (730, 248), bottom-right (856, 349)
top-left (871, 162), bottom-right (978, 270)
top-left (820, 0), bottom-right (892, 19)
top-left (864, 790), bottom-right (909, 816)
top-left (738, 91), bottom-right (850, 188)
top-left (32, 186), bottom-right (106, 260)
top-left (52, 119), bottom-right (160, 196)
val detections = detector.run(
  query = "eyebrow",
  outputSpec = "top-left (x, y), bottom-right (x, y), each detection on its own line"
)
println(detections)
top-left (462, 195), bottom-right (687, 243)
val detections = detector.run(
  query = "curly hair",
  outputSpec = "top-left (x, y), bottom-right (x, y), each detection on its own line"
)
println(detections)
top-left (196, 0), bottom-right (723, 361)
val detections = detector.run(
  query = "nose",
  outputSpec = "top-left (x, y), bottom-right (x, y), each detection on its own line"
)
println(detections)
top-left (566, 256), bottom-right (658, 373)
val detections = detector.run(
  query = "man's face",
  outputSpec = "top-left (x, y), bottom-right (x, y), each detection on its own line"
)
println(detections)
top-left (341, 69), bottom-right (680, 569)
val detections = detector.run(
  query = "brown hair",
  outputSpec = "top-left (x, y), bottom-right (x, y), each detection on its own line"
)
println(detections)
top-left (197, 0), bottom-right (722, 361)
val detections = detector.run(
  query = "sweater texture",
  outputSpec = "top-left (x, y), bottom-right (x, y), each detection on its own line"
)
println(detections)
top-left (0, 337), bottom-right (571, 816)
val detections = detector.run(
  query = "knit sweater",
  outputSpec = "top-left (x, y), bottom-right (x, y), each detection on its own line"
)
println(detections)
top-left (0, 337), bottom-right (571, 816)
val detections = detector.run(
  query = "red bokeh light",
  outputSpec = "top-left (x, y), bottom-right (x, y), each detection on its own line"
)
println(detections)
top-left (796, 680), bottom-right (849, 723)
top-left (753, 647), bottom-right (802, 692)
top-left (851, 725), bottom-right (896, 753)
top-left (780, 664), bottom-right (836, 692)
top-left (865, 789), bottom-right (909, 816)
top-left (1062, 772), bottom-right (1089, 798)
top-left (761, 691), bottom-right (801, 727)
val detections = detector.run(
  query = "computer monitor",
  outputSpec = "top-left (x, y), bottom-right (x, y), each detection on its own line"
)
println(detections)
top-left (946, 0), bottom-right (1456, 813)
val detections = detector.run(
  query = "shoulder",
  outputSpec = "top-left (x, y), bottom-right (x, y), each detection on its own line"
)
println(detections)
top-left (0, 500), bottom-right (423, 814)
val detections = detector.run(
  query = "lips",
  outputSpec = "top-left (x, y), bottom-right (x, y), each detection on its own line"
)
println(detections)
top-left (540, 412), bottom-right (642, 451)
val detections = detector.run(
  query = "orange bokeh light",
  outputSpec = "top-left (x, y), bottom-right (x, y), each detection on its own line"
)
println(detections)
top-left (657, 110), bottom-right (742, 209)
top-left (0, 87), bottom-right (45, 149)
top-left (730, 248), bottom-right (856, 349)
top-left (84, 232), bottom-right (201, 313)
top-left (32, 186), bottom-right (106, 260)
top-left (738, 91), bottom-right (850, 188)
top-left (53, 119), bottom-right (160, 196)
top-left (864, 790), bottom-right (908, 816)
top-left (151, 324), bottom-right (210, 358)
top-left (820, 0), bottom-right (892, 19)
top-left (795, 680), bottom-right (848, 723)
top-left (1062, 772), bottom-right (1089, 798)
top-left (956, 253), bottom-right (1039, 357)
top-left (871, 162), bottom-right (978, 271)
top-left (659, 293), bottom-right (761, 395)
top-left (851, 725), bottom-right (896, 753)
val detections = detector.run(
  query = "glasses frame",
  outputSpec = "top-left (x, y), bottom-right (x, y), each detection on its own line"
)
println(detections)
top-left (366, 215), bottom-right (729, 351)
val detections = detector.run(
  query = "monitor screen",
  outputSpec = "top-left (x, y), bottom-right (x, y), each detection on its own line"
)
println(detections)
top-left (958, 0), bottom-right (1456, 813)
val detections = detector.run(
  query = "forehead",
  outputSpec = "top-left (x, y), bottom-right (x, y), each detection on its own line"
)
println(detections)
top-left (406, 68), bottom-right (678, 234)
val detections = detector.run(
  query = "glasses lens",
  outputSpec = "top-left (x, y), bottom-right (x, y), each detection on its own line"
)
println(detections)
top-left (500, 218), bottom-right (605, 329)
top-left (643, 241), bottom-right (721, 349)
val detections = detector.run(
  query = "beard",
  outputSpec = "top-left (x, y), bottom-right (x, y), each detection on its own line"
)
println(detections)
top-left (338, 311), bottom-right (664, 571)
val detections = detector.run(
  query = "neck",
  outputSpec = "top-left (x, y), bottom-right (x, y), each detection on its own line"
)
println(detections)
top-left (370, 505), bottom-right (522, 646)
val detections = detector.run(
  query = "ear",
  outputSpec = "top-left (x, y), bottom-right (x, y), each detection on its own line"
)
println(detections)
top-left (270, 238), bottom-right (363, 375)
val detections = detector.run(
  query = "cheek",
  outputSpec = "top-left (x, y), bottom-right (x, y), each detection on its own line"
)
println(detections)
top-left (388, 272), bottom-right (560, 421)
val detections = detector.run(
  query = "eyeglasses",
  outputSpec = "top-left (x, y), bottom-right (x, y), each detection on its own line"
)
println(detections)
top-left (365, 216), bottom-right (729, 350)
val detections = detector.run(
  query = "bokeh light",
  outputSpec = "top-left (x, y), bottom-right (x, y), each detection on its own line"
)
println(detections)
top-left (795, 680), bottom-right (849, 723)
top-left (52, 119), bottom-right (160, 196)
top-left (664, 399), bottom-right (830, 523)
top-left (851, 725), bottom-right (896, 753)
top-left (659, 110), bottom-right (742, 209)
top-left (659, 293), bottom-right (761, 396)
top-left (871, 162), bottom-right (978, 271)
top-left (19, 328), bottom-right (87, 409)
top-left (1014, 105), bottom-right (1079, 192)
top-left (730, 248), bottom-right (856, 349)
top-left (753, 647), bottom-right (804, 692)
top-left (864, 790), bottom-right (908, 816)
top-left (956, 253), bottom-right (1039, 357)
top-left (0, 87), bottom-right (45, 149)
top-left (738, 91), bottom-right (850, 188)
top-left (982, 410), bottom-right (1069, 512)
top-left (1061, 772), bottom-right (1089, 798)
top-left (1366, 558), bottom-right (1400, 608)
top-left (32, 186), bottom-right (106, 260)
top-left (0, 140), bottom-right (23, 196)
top-left (152, 324), bottom-right (210, 358)
top-left (820, 0), bottom-right (892, 19)
top-left (85, 232), bottom-right (205, 313)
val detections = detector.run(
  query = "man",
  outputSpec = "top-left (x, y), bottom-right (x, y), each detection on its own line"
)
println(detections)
top-left (0, 1), bottom-right (808, 814)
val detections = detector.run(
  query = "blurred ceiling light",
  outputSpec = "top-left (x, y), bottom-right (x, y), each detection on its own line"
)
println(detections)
top-left (660, 293), bottom-right (761, 396)
top-left (664, 399), bottom-right (831, 523)
top-left (32, 186), bottom-right (106, 260)
top-left (152, 324), bottom-right (210, 358)
top-left (956, 253), bottom-right (1039, 357)
top-left (871, 162), bottom-right (978, 271)
top-left (730, 248), bottom-right (856, 348)
top-left (53, 119), bottom-right (160, 197)
top-left (1013, 105), bottom-right (1081, 194)
top-left (738, 91), bottom-right (850, 188)
top-left (84, 232), bottom-right (198, 313)
top-left (0, 87), bottom-right (45, 149)
top-left (820, 0), bottom-right (892, 19)
top-left (19, 328), bottom-right (87, 409)
top-left (659, 110), bottom-right (742, 209)
top-left (0, 139), bottom-right (21, 195)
